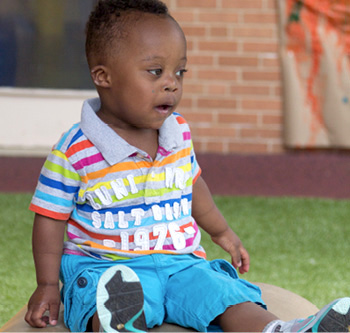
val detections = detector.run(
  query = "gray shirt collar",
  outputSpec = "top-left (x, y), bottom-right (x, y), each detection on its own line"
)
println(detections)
top-left (81, 98), bottom-right (183, 165)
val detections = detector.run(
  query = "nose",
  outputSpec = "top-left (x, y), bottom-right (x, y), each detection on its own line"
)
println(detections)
top-left (162, 74), bottom-right (178, 93)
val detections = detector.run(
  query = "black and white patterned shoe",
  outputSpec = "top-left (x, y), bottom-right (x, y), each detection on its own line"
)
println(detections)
top-left (97, 265), bottom-right (147, 332)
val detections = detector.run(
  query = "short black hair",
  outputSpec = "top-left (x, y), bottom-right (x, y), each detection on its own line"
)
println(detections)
top-left (85, 0), bottom-right (170, 67)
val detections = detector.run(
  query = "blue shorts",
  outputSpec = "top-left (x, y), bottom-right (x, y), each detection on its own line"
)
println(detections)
top-left (60, 254), bottom-right (265, 332)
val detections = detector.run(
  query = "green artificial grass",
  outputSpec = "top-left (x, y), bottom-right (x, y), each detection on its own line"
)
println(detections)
top-left (0, 193), bottom-right (36, 327)
top-left (1, 193), bottom-right (350, 327)
top-left (203, 196), bottom-right (350, 308)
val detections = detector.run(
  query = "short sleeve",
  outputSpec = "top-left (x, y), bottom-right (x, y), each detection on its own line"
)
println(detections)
top-left (190, 140), bottom-right (201, 184)
top-left (173, 112), bottom-right (202, 185)
top-left (29, 149), bottom-right (81, 221)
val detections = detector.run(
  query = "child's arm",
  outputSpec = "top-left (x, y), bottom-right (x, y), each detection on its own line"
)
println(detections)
top-left (25, 214), bottom-right (66, 328)
top-left (192, 175), bottom-right (250, 274)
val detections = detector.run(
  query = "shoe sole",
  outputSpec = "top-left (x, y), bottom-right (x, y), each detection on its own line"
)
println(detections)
top-left (302, 297), bottom-right (350, 332)
top-left (97, 265), bottom-right (147, 332)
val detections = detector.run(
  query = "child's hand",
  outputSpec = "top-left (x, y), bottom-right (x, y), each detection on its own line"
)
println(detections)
top-left (211, 228), bottom-right (250, 274)
top-left (25, 284), bottom-right (61, 328)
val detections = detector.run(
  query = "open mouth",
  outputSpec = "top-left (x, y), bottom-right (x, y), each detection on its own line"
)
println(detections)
top-left (155, 104), bottom-right (173, 113)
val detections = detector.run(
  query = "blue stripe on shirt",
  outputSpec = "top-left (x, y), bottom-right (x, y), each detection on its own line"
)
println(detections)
top-left (35, 189), bottom-right (73, 208)
top-left (56, 123), bottom-right (80, 151)
top-left (39, 174), bottom-right (79, 194)
top-left (68, 128), bottom-right (84, 149)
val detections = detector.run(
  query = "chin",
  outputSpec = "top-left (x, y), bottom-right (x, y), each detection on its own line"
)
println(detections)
top-left (150, 123), bottom-right (165, 130)
top-left (134, 122), bottom-right (163, 131)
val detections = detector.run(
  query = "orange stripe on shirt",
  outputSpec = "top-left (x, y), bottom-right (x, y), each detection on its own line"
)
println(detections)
top-left (176, 115), bottom-right (187, 124)
top-left (81, 160), bottom-right (153, 183)
top-left (29, 204), bottom-right (70, 221)
top-left (154, 147), bottom-right (191, 168)
top-left (66, 140), bottom-right (94, 158)
top-left (69, 219), bottom-right (122, 242)
top-left (193, 250), bottom-right (206, 259)
top-left (193, 168), bottom-right (202, 184)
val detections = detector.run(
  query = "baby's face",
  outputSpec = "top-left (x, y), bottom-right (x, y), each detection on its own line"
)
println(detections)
top-left (101, 13), bottom-right (187, 131)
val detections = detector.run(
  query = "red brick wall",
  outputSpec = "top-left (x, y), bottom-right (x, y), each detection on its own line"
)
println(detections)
top-left (164, 0), bottom-right (284, 154)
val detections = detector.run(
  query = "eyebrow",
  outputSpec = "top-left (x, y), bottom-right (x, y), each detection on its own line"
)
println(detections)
top-left (141, 55), bottom-right (187, 62)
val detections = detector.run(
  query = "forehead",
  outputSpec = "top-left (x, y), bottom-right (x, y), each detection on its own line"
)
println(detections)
top-left (114, 13), bottom-right (186, 61)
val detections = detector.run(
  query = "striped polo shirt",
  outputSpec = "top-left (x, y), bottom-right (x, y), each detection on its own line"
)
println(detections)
top-left (30, 98), bottom-right (206, 260)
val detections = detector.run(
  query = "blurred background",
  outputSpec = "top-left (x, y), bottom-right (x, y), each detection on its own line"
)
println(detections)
top-left (1, 0), bottom-right (350, 196)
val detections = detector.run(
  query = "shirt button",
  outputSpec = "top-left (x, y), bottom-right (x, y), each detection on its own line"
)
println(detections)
top-left (77, 277), bottom-right (88, 288)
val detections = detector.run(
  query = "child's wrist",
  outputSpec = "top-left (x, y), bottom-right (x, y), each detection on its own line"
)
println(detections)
top-left (36, 281), bottom-right (60, 287)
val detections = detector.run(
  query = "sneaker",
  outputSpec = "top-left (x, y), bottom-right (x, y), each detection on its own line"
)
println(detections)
top-left (96, 265), bottom-right (147, 332)
top-left (278, 297), bottom-right (350, 332)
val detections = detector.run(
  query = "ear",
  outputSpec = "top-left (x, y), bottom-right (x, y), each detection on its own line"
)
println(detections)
top-left (90, 65), bottom-right (111, 88)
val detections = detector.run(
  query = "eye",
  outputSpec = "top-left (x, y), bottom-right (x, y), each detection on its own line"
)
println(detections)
top-left (176, 69), bottom-right (188, 78)
top-left (149, 69), bottom-right (163, 76)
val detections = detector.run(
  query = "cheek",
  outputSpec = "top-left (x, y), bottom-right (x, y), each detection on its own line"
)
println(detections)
top-left (176, 88), bottom-right (183, 102)
top-left (135, 87), bottom-right (155, 103)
